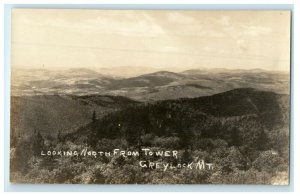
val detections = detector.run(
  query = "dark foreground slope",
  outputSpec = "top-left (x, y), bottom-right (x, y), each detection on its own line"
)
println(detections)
top-left (10, 94), bottom-right (139, 141)
top-left (11, 88), bottom-right (290, 184)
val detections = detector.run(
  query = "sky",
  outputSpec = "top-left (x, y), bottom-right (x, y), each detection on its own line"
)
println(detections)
top-left (11, 9), bottom-right (291, 72)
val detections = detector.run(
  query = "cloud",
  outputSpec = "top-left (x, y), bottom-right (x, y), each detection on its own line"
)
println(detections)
top-left (240, 25), bottom-right (272, 36)
top-left (167, 12), bottom-right (196, 24)
top-left (82, 14), bottom-right (166, 37)
top-left (236, 39), bottom-right (248, 53)
top-left (218, 15), bottom-right (231, 26)
top-left (203, 47), bottom-right (212, 52)
top-left (159, 46), bottom-right (181, 53)
top-left (14, 10), bottom-right (166, 37)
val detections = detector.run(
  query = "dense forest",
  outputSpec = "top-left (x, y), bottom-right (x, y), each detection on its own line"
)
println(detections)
top-left (10, 88), bottom-right (290, 184)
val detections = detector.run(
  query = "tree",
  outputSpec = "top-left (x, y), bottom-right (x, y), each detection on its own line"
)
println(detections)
top-left (57, 130), bottom-right (62, 142)
top-left (31, 130), bottom-right (45, 155)
top-left (181, 149), bottom-right (193, 163)
top-left (92, 110), bottom-right (97, 122)
top-left (179, 129), bottom-right (192, 149)
top-left (256, 129), bottom-right (269, 151)
top-left (230, 127), bottom-right (242, 146)
top-left (253, 150), bottom-right (281, 172)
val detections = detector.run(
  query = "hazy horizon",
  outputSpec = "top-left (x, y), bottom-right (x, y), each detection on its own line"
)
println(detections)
top-left (12, 66), bottom-right (289, 79)
top-left (12, 9), bottom-right (291, 72)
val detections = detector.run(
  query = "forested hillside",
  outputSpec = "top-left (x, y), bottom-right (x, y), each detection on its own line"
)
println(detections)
top-left (10, 88), bottom-right (289, 184)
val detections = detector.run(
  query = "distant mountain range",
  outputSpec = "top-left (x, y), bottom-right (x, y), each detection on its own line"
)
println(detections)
top-left (10, 67), bottom-right (290, 141)
top-left (11, 68), bottom-right (289, 101)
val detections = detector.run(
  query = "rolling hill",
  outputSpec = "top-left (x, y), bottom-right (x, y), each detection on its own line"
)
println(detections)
top-left (67, 88), bottom-right (289, 150)
top-left (11, 68), bottom-right (290, 102)
top-left (11, 88), bottom-right (290, 184)
top-left (10, 94), bottom-right (139, 141)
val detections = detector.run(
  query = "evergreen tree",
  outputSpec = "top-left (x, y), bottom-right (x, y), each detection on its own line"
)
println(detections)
top-left (92, 110), bottom-right (97, 122)
top-left (179, 129), bottom-right (192, 149)
top-left (256, 129), bottom-right (269, 150)
top-left (57, 130), bottom-right (62, 142)
top-left (31, 130), bottom-right (45, 155)
top-left (230, 127), bottom-right (242, 146)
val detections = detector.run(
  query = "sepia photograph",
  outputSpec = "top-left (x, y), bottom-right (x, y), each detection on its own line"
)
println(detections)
top-left (10, 9), bottom-right (291, 184)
